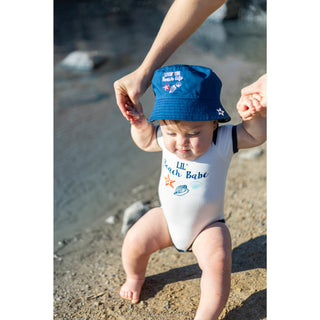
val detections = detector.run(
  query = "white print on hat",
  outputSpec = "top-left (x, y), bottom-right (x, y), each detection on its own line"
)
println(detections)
top-left (217, 108), bottom-right (225, 116)
top-left (169, 85), bottom-right (177, 93)
top-left (163, 72), bottom-right (174, 82)
top-left (174, 71), bottom-right (183, 81)
top-left (162, 71), bottom-right (183, 82)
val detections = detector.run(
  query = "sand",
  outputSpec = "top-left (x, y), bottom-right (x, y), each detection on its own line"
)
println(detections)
top-left (54, 143), bottom-right (266, 319)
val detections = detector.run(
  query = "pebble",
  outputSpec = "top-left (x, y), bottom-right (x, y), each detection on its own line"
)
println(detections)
top-left (58, 240), bottom-right (66, 246)
top-left (238, 147), bottom-right (264, 160)
top-left (105, 216), bottom-right (115, 224)
top-left (54, 254), bottom-right (63, 262)
top-left (139, 301), bottom-right (148, 308)
top-left (132, 184), bottom-right (146, 194)
top-left (121, 201), bottom-right (150, 235)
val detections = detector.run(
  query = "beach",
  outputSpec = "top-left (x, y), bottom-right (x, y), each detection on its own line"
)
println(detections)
top-left (54, 1), bottom-right (266, 318)
top-left (54, 143), bottom-right (266, 319)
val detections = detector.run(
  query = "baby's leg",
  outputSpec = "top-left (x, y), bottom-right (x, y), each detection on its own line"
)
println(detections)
top-left (120, 207), bottom-right (173, 304)
top-left (192, 222), bottom-right (232, 320)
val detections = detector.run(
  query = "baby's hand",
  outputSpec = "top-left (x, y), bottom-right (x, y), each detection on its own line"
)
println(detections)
top-left (125, 103), bottom-right (146, 126)
top-left (237, 94), bottom-right (265, 121)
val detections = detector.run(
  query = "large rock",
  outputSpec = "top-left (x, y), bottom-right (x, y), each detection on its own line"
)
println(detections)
top-left (121, 201), bottom-right (150, 235)
top-left (60, 50), bottom-right (108, 72)
top-left (225, 0), bottom-right (266, 20)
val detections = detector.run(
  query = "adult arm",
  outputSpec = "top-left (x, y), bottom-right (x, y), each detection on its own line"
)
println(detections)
top-left (114, 0), bottom-right (227, 120)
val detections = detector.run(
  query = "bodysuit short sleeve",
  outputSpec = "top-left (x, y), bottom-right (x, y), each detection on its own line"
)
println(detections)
top-left (156, 125), bottom-right (164, 150)
top-left (215, 125), bottom-right (238, 161)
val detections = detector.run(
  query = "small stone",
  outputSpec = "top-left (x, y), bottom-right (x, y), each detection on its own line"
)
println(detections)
top-left (238, 147), bottom-right (263, 160)
top-left (132, 184), bottom-right (145, 194)
top-left (54, 254), bottom-right (63, 262)
top-left (57, 240), bottom-right (66, 246)
top-left (105, 216), bottom-right (115, 224)
top-left (139, 301), bottom-right (148, 307)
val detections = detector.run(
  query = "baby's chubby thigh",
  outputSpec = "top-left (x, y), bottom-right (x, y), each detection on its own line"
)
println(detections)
top-left (123, 207), bottom-right (173, 255)
top-left (192, 222), bottom-right (232, 273)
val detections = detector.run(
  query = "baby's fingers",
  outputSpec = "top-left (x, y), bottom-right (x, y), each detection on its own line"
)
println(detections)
top-left (240, 109), bottom-right (254, 121)
top-left (125, 104), bottom-right (142, 119)
top-left (251, 97), bottom-right (262, 113)
top-left (237, 96), bottom-right (255, 113)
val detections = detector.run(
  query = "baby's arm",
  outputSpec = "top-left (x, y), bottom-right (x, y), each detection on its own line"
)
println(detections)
top-left (125, 104), bottom-right (161, 152)
top-left (236, 96), bottom-right (267, 149)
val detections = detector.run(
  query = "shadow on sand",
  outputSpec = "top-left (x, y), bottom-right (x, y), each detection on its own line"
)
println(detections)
top-left (221, 289), bottom-right (266, 320)
top-left (141, 235), bottom-right (266, 318)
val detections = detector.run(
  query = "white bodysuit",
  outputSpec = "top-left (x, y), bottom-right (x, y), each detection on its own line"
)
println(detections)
top-left (157, 125), bottom-right (238, 251)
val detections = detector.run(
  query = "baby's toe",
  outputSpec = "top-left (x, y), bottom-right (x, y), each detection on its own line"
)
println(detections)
top-left (127, 290), bottom-right (133, 301)
top-left (120, 289), bottom-right (126, 299)
top-left (131, 291), bottom-right (139, 304)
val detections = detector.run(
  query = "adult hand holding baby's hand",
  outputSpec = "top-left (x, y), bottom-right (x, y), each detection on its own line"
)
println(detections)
top-left (125, 103), bottom-right (146, 126)
top-left (114, 68), bottom-right (150, 121)
top-left (237, 74), bottom-right (267, 121)
top-left (237, 94), bottom-right (266, 121)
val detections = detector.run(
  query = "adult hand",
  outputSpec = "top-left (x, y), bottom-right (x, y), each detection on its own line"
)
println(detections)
top-left (237, 94), bottom-right (263, 121)
top-left (113, 68), bottom-right (150, 120)
top-left (237, 74), bottom-right (267, 120)
top-left (114, 0), bottom-right (228, 120)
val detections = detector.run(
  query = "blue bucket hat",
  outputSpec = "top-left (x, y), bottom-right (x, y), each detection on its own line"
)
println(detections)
top-left (149, 65), bottom-right (231, 123)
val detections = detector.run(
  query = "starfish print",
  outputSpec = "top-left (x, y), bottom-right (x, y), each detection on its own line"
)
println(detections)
top-left (164, 174), bottom-right (175, 188)
top-left (217, 108), bottom-right (225, 116)
top-left (163, 84), bottom-right (170, 91)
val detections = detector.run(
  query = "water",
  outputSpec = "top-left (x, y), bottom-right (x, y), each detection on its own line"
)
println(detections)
top-left (54, 0), bottom-right (266, 245)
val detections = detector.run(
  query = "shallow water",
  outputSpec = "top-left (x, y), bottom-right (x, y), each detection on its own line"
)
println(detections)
top-left (54, 1), bottom-right (266, 244)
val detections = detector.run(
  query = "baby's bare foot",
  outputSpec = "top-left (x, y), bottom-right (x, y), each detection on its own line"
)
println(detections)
top-left (120, 278), bottom-right (145, 304)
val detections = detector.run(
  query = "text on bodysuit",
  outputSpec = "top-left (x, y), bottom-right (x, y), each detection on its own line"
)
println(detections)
top-left (164, 159), bottom-right (208, 180)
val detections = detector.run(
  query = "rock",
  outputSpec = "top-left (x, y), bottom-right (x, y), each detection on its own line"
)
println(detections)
top-left (238, 147), bottom-right (263, 160)
top-left (225, 0), bottom-right (244, 19)
top-left (54, 254), bottom-right (63, 262)
top-left (60, 50), bottom-right (108, 72)
top-left (105, 216), bottom-right (115, 224)
top-left (225, 0), bottom-right (266, 20)
top-left (121, 201), bottom-right (150, 235)
top-left (57, 240), bottom-right (66, 246)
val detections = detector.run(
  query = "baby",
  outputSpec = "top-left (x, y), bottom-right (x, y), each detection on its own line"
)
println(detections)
top-left (117, 65), bottom-right (266, 320)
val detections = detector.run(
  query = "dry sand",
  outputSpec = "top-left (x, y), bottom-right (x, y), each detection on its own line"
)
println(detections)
top-left (54, 143), bottom-right (266, 319)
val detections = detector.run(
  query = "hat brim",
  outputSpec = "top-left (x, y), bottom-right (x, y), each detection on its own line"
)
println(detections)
top-left (148, 98), bottom-right (231, 123)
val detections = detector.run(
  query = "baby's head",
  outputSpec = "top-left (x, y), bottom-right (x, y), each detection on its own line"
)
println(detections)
top-left (159, 119), bottom-right (218, 160)
top-left (150, 65), bottom-right (230, 160)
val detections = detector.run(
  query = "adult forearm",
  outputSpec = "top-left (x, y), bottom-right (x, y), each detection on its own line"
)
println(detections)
top-left (139, 0), bottom-right (227, 80)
